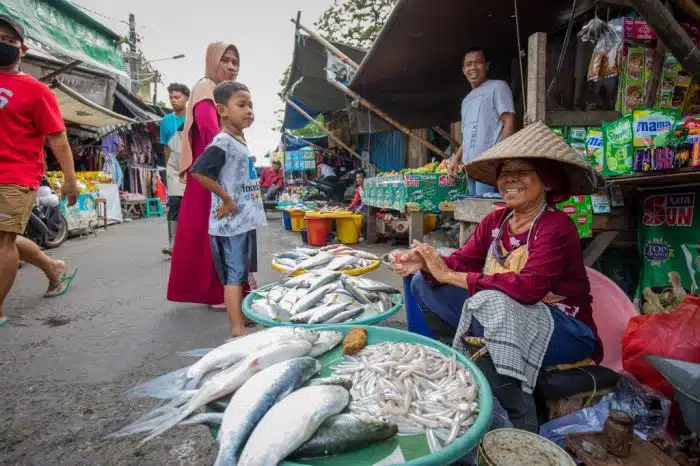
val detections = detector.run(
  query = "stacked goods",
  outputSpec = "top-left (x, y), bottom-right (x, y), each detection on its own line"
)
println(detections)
top-left (603, 116), bottom-right (635, 176)
top-left (377, 160), bottom-right (449, 177)
top-left (249, 273), bottom-right (399, 325)
top-left (364, 170), bottom-right (466, 212)
top-left (47, 171), bottom-right (113, 193)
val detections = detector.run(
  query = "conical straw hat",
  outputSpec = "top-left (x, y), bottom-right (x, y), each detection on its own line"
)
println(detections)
top-left (464, 121), bottom-right (605, 195)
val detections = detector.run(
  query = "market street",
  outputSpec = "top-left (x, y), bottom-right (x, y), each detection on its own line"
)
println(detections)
top-left (0, 213), bottom-right (401, 465)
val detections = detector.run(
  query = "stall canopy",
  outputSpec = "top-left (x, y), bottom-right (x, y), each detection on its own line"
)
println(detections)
top-left (283, 134), bottom-right (328, 151)
top-left (52, 80), bottom-right (135, 128)
top-left (0, 0), bottom-right (128, 79)
top-left (282, 34), bottom-right (367, 130)
top-left (350, 0), bottom-right (579, 129)
top-left (113, 84), bottom-right (164, 122)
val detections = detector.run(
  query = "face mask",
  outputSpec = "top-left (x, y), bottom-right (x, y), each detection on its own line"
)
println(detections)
top-left (0, 43), bottom-right (21, 67)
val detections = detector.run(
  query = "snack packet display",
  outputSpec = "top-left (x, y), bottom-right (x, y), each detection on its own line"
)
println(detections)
top-left (622, 47), bottom-right (646, 114)
top-left (603, 116), bottom-right (635, 176)
top-left (557, 195), bottom-right (593, 238)
top-left (585, 127), bottom-right (605, 172)
top-left (632, 108), bottom-right (681, 148)
top-left (656, 55), bottom-right (680, 108)
top-left (638, 188), bottom-right (700, 310)
top-left (551, 126), bottom-right (567, 139)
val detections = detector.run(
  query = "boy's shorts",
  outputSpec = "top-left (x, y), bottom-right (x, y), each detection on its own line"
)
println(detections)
top-left (211, 231), bottom-right (254, 285)
top-left (0, 184), bottom-right (37, 234)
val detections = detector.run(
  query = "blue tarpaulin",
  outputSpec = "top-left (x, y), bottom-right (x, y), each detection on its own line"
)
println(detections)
top-left (283, 133), bottom-right (328, 151)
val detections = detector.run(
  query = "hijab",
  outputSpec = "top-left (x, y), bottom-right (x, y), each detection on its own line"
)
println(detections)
top-left (179, 42), bottom-right (239, 176)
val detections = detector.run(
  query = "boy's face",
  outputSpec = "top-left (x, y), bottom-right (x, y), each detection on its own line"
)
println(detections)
top-left (217, 90), bottom-right (254, 131)
top-left (169, 91), bottom-right (188, 112)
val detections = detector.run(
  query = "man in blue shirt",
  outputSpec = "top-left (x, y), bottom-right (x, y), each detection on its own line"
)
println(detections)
top-left (448, 47), bottom-right (516, 196)
top-left (160, 83), bottom-right (189, 256)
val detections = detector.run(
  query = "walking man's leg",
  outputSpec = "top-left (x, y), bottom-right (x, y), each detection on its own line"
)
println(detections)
top-left (263, 184), bottom-right (278, 201)
top-left (15, 236), bottom-right (69, 295)
top-left (0, 231), bottom-right (19, 322)
top-left (163, 196), bottom-right (181, 255)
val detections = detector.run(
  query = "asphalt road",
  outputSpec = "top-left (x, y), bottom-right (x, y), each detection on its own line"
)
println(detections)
top-left (0, 213), bottom-right (402, 465)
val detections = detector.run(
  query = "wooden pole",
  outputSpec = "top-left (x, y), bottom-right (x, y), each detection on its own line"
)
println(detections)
top-left (328, 79), bottom-right (449, 159)
top-left (627, 0), bottom-right (700, 82)
top-left (292, 18), bottom-right (454, 148)
top-left (284, 97), bottom-right (378, 171)
top-left (526, 32), bottom-right (547, 125)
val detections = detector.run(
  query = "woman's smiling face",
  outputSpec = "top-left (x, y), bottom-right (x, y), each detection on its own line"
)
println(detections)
top-left (496, 160), bottom-right (546, 210)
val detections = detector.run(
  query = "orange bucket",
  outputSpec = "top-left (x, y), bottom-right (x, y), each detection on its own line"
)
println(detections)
top-left (304, 216), bottom-right (332, 246)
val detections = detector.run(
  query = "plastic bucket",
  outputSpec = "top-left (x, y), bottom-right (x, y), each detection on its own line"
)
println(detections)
top-left (424, 213), bottom-right (438, 233)
top-left (403, 275), bottom-right (436, 338)
top-left (305, 217), bottom-right (333, 246)
top-left (282, 210), bottom-right (292, 230)
top-left (478, 429), bottom-right (575, 465)
top-left (336, 214), bottom-right (364, 244)
top-left (289, 210), bottom-right (306, 232)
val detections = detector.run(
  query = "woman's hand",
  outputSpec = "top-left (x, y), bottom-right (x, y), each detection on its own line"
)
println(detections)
top-left (412, 241), bottom-right (451, 283)
top-left (390, 249), bottom-right (425, 277)
top-left (216, 196), bottom-right (237, 218)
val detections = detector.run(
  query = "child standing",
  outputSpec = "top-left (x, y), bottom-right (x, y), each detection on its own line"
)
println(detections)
top-left (191, 81), bottom-right (266, 336)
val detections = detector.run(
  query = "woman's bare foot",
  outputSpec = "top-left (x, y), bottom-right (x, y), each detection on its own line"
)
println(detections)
top-left (210, 303), bottom-right (226, 312)
top-left (231, 326), bottom-right (248, 338)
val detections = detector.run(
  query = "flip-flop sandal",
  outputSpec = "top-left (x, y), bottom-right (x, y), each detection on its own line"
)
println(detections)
top-left (44, 269), bottom-right (79, 298)
top-left (0, 317), bottom-right (7, 328)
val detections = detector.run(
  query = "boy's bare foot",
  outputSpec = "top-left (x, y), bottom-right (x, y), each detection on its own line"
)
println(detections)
top-left (231, 326), bottom-right (248, 338)
top-left (210, 303), bottom-right (226, 311)
top-left (46, 259), bottom-right (66, 285)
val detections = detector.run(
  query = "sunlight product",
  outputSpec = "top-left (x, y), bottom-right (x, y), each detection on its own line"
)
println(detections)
top-left (638, 188), bottom-right (700, 311)
top-left (603, 116), bottom-right (635, 176)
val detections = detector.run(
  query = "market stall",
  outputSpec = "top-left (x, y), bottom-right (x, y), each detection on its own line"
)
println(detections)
top-left (362, 161), bottom-right (460, 243)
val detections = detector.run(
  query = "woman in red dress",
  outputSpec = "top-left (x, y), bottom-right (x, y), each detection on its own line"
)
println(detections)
top-left (167, 42), bottom-right (245, 306)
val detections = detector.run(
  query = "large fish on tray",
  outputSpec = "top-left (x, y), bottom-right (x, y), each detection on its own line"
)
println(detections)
top-left (237, 385), bottom-right (350, 466)
top-left (214, 357), bottom-right (320, 466)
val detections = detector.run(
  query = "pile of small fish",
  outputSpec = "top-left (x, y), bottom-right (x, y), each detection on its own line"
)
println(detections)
top-left (250, 272), bottom-right (400, 325)
top-left (108, 327), bottom-right (398, 465)
top-left (272, 245), bottom-right (380, 274)
top-left (331, 342), bottom-right (480, 453)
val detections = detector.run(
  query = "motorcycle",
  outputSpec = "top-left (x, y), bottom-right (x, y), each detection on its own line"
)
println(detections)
top-left (24, 183), bottom-right (68, 249)
top-left (305, 169), bottom-right (358, 203)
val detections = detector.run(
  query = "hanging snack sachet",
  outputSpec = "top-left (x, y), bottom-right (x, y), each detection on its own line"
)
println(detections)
top-left (585, 127), bottom-right (605, 172)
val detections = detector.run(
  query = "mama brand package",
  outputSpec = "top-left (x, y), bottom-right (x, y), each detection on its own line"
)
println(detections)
top-left (632, 108), bottom-right (681, 148)
top-left (638, 188), bottom-right (700, 312)
top-left (585, 127), bottom-right (605, 172)
top-left (603, 116), bottom-right (635, 175)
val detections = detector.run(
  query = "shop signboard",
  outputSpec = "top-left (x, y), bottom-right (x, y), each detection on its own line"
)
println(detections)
top-left (363, 174), bottom-right (466, 212)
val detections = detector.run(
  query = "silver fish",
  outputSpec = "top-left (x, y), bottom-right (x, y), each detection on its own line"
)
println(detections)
top-left (308, 302), bottom-right (350, 324)
top-left (308, 330), bottom-right (344, 357)
top-left (307, 271), bottom-right (342, 293)
top-left (277, 251), bottom-right (309, 261)
top-left (287, 253), bottom-right (333, 275)
top-left (238, 385), bottom-right (350, 466)
top-left (324, 307), bottom-right (363, 324)
top-left (357, 278), bottom-right (400, 294)
top-left (291, 283), bottom-right (335, 315)
top-left (290, 414), bottom-right (398, 459)
top-left (295, 247), bottom-right (319, 256)
top-left (281, 274), bottom-right (314, 289)
top-left (325, 255), bottom-right (360, 271)
top-left (214, 357), bottom-right (320, 466)
top-left (353, 251), bottom-right (380, 261)
top-left (251, 302), bottom-right (277, 320)
top-left (280, 287), bottom-right (306, 310)
top-left (274, 257), bottom-right (297, 268)
top-left (323, 293), bottom-right (356, 306)
top-left (304, 376), bottom-right (353, 390)
top-left (341, 275), bottom-right (372, 305)
top-left (114, 340), bottom-right (313, 444)
top-left (290, 308), bottom-right (320, 324)
top-left (184, 327), bottom-right (318, 390)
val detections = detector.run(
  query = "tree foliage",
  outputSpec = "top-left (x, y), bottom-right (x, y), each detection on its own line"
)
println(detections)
top-left (275, 0), bottom-right (397, 133)
top-left (314, 0), bottom-right (397, 49)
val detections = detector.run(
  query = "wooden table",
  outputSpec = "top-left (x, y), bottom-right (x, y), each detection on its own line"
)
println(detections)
top-left (365, 207), bottom-right (428, 244)
top-left (121, 199), bottom-right (146, 219)
top-left (453, 198), bottom-right (634, 266)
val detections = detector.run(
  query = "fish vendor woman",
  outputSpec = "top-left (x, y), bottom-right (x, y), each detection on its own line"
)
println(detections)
top-left (391, 122), bottom-right (604, 433)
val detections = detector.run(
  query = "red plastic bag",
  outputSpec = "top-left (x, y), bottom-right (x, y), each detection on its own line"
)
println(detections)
top-left (622, 295), bottom-right (700, 397)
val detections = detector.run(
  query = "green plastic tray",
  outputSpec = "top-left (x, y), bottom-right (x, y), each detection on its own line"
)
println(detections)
top-left (208, 325), bottom-right (493, 466)
top-left (243, 283), bottom-right (402, 328)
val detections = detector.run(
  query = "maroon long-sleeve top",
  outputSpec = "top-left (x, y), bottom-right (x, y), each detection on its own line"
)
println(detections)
top-left (424, 208), bottom-right (601, 360)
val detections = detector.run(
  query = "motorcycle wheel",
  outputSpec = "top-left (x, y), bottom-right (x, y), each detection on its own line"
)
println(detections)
top-left (43, 216), bottom-right (68, 249)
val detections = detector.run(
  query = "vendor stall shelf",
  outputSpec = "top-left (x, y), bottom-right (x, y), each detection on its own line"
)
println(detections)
top-left (363, 174), bottom-right (466, 243)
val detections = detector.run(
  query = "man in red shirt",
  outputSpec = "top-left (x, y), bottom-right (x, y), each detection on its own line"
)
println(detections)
top-left (0, 15), bottom-right (80, 327)
top-left (259, 160), bottom-right (284, 201)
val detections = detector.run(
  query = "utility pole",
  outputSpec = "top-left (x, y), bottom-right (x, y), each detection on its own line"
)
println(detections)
top-left (128, 13), bottom-right (138, 94)
top-left (152, 70), bottom-right (160, 106)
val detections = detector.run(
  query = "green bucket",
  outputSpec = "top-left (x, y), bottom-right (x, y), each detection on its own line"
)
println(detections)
top-left (207, 325), bottom-right (493, 465)
top-left (243, 283), bottom-right (403, 328)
